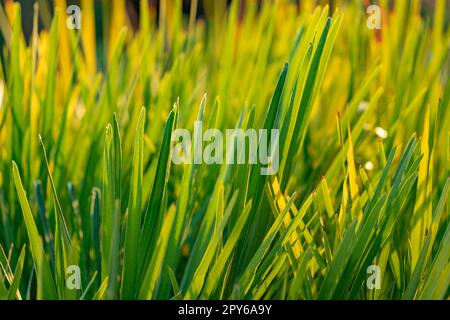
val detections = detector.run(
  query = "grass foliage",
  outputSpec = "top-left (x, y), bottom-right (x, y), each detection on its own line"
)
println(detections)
top-left (0, 0), bottom-right (449, 300)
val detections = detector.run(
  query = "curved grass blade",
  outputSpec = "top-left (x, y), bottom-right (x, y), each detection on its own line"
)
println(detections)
top-left (12, 161), bottom-right (58, 299)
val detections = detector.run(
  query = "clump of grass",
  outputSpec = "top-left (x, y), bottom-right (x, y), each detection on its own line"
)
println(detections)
top-left (0, 0), bottom-right (449, 300)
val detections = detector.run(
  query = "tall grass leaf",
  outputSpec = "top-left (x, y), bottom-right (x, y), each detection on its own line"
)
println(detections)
top-left (138, 205), bottom-right (176, 299)
top-left (42, 10), bottom-right (59, 141)
top-left (139, 106), bottom-right (177, 280)
top-left (121, 107), bottom-right (145, 299)
top-left (39, 135), bottom-right (71, 249)
top-left (419, 221), bottom-right (450, 299)
top-left (7, 245), bottom-right (25, 300)
top-left (282, 18), bottom-right (331, 181)
top-left (410, 105), bottom-right (432, 268)
top-left (12, 161), bottom-right (58, 299)
top-left (158, 98), bottom-right (206, 298)
top-left (201, 200), bottom-right (253, 298)
top-left (240, 63), bottom-right (288, 267)
top-left (184, 189), bottom-right (239, 298)
top-left (404, 178), bottom-right (450, 299)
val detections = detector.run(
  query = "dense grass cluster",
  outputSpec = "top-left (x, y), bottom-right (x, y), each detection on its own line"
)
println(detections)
top-left (0, 0), bottom-right (449, 300)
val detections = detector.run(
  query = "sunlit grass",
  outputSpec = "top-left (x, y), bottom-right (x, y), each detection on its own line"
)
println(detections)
top-left (0, 0), bottom-right (449, 300)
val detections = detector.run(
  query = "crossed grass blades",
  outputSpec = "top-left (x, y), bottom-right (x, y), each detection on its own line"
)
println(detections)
top-left (0, 0), bottom-right (449, 300)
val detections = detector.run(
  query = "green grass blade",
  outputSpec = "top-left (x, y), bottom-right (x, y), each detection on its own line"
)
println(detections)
top-left (12, 161), bottom-right (58, 299)
top-left (121, 107), bottom-right (146, 299)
